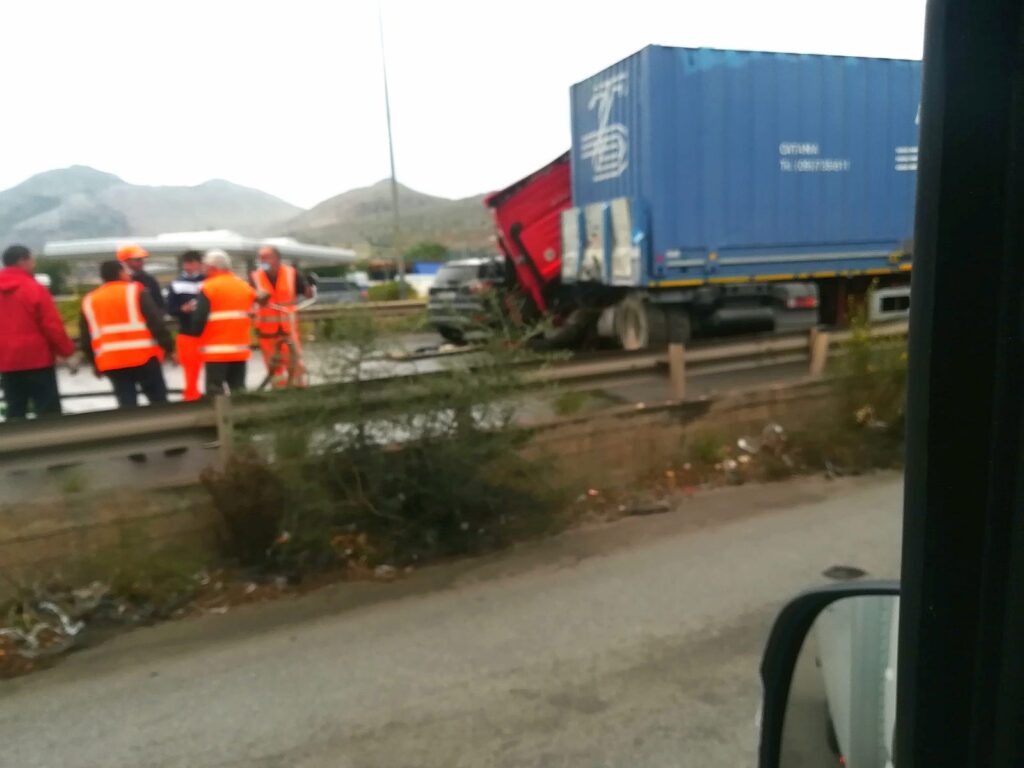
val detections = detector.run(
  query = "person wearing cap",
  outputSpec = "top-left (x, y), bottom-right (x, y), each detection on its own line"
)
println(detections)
top-left (191, 249), bottom-right (257, 395)
top-left (165, 250), bottom-right (206, 401)
top-left (80, 260), bottom-right (175, 408)
top-left (117, 243), bottom-right (166, 312)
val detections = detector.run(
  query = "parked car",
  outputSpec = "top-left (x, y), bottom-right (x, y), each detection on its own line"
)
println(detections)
top-left (312, 275), bottom-right (367, 305)
top-left (427, 258), bottom-right (504, 343)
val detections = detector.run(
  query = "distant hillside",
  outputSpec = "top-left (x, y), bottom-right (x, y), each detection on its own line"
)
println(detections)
top-left (282, 179), bottom-right (493, 256)
top-left (0, 166), bottom-right (301, 250)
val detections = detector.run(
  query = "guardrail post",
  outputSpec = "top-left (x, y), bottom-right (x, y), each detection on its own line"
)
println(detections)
top-left (808, 328), bottom-right (830, 378)
top-left (214, 395), bottom-right (235, 465)
top-left (668, 343), bottom-right (686, 400)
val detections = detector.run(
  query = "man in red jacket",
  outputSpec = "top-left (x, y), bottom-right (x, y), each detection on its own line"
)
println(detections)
top-left (0, 244), bottom-right (76, 419)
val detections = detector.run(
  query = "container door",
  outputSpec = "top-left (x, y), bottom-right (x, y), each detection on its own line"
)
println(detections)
top-left (609, 197), bottom-right (642, 286)
top-left (560, 208), bottom-right (582, 283)
top-left (581, 203), bottom-right (609, 283)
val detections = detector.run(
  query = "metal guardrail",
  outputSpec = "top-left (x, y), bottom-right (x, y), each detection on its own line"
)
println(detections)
top-left (0, 321), bottom-right (908, 467)
top-left (299, 300), bottom-right (425, 321)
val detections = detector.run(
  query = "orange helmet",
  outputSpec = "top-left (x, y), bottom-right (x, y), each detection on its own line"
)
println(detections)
top-left (116, 243), bottom-right (149, 262)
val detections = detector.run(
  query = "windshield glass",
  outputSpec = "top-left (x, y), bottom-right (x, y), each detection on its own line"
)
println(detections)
top-left (435, 264), bottom-right (481, 284)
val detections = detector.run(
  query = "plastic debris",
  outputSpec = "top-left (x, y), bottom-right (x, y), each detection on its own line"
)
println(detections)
top-left (855, 405), bottom-right (888, 430)
top-left (737, 454), bottom-right (752, 465)
top-left (244, 583), bottom-right (258, 595)
top-left (587, 488), bottom-right (601, 497)
top-left (738, 423), bottom-right (788, 455)
top-left (373, 565), bottom-right (398, 582)
top-left (737, 437), bottom-right (760, 455)
top-left (722, 459), bottom-right (739, 472)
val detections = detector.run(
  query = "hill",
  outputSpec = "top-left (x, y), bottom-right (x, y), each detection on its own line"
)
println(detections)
top-left (0, 166), bottom-right (302, 250)
top-left (282, 179), bottom-right (494, 256)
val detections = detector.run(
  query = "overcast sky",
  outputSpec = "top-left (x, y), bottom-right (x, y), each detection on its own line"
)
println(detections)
top-left (1, 0), bottom-right (927, 208)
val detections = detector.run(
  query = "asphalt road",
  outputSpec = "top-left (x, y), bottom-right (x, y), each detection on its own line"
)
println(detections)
top-left (0, 473), bottom-right (903, 768)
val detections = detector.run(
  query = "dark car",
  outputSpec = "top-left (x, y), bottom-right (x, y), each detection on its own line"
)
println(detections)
top-left (427, 258), bottom-right (504, 343)
top-left (312, 276), bottom-right (368, 305)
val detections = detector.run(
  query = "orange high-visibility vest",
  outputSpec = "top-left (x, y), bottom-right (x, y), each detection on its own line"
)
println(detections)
top-left (199, 273), bottom-right (256, 362)
top-left (81, 281), bottom-right (163, 372)
top-left (251, 264), bottom-right (296, 336)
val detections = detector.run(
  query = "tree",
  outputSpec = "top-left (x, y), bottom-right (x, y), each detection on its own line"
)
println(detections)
top-left (404, 241), bottom-right (449, 263)
top-left (34, 259), bottom-right (72, 295)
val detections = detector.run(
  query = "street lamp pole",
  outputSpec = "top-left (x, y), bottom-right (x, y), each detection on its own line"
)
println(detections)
top-left (378, 3), bottom-right (404, 297)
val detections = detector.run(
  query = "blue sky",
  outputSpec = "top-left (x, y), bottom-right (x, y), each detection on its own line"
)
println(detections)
top-left (1, 0), bottom-right (927, 207)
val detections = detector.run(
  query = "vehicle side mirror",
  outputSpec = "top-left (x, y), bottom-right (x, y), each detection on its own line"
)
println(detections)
top-left (757, 583), bottom-right (900, 768)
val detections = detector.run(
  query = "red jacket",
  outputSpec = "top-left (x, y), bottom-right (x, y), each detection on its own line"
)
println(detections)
top-left (0, 266), bottom-right (75, 373)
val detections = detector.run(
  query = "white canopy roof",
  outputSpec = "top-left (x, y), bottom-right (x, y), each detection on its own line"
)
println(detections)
top-left (42, 230), bottom-right (357, 266)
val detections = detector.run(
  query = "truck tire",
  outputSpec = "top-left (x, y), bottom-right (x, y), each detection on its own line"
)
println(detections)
top-left (665, 306), bottom-right (692, 344)
top-left (528, 308), bottom-right (596, 351)
top-left (614, 294), bottom-right (670, 350)
top-left (438, 327), bottom-right (467, 345)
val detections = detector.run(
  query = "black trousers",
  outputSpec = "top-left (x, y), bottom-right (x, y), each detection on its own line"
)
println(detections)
top-left (205, 361), bottom-right (247, 396)
top-left (1, 366), bottom-right (62, 419)
top-left (106, 357), bottom-right (168, 408)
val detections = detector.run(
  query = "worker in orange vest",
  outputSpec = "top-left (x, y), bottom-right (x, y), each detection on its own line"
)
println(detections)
top-left (116, 243), bottom-right (165, 311)
top-left (251, 245), bottom-right (313, 388)
top-left (80, 260), bottom-right (175, 408)
top-left (190, 249), bottom-right (257, 395)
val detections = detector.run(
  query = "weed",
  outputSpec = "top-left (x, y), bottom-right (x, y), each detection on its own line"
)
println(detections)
top-left (552, 390), bottom-right (589, 417)
top-left (202, 303), bottom-right (566, 577)
top-left (201, 451), bottom-right (286, 568)
top-left (687, 432), bottom-right (724, 465)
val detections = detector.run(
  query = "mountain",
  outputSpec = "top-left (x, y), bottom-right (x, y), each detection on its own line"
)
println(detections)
top-left (282, 179), bottom-right (494, 256)
top-left (0, 166), bottom-right (302, 250)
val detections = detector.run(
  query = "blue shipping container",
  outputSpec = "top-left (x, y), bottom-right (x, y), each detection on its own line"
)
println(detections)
top-left (563, 46), bottom-right (922, 287)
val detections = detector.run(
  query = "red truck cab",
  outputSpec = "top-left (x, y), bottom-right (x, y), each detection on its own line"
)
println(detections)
top-left (484, 153), bottom-right (571, 320)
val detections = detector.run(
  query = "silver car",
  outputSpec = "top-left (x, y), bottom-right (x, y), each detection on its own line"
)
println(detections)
top-left (427, 258), bottom-right (504, 343)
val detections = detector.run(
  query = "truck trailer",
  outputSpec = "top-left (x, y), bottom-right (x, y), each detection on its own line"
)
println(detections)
top-left (487, 46), bottom-right (921, 349)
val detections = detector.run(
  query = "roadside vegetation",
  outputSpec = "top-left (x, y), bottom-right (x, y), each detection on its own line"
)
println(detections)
top-left (202, 311), bottom-right (568, 582)
top-left (1, 293), bottom-right (908, 677)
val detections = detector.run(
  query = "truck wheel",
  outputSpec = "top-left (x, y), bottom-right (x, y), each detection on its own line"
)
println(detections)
top-left (614, 294), bottom-right (652, 351)
top-left (438, 327), bottom-right (466, 345)
top-left (665, 307), bottom-right (692, 344)
top-left (528, 309), bottom-right (596, 350)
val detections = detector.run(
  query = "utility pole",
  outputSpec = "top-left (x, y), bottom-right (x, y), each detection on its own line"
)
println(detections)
top-left (378, 2), bottom-right (404, 297)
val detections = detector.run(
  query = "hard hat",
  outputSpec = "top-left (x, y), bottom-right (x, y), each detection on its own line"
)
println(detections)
top-left (116, 243), bottom-right (149, 262)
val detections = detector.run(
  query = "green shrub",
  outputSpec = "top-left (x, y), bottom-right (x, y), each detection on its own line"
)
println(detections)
top-left (366, 280), bottom-right (414, 301)
top-left (687, 432), bottom-right (724, 465)
top-left (834, 292), bottom-right (908, 438)
top-left (201, 451), bottom-right (286, 568)
top-left (201, 313), bottom-right (566, 577)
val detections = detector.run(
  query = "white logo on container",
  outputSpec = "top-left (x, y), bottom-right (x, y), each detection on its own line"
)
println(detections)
top-left (581, 73), bottom-right (629, 182)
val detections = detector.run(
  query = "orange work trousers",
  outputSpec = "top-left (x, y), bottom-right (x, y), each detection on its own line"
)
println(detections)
top-left (176, 334), bottom-right (203, 401)
top-left (258, 331), bottom-right (302, 389)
